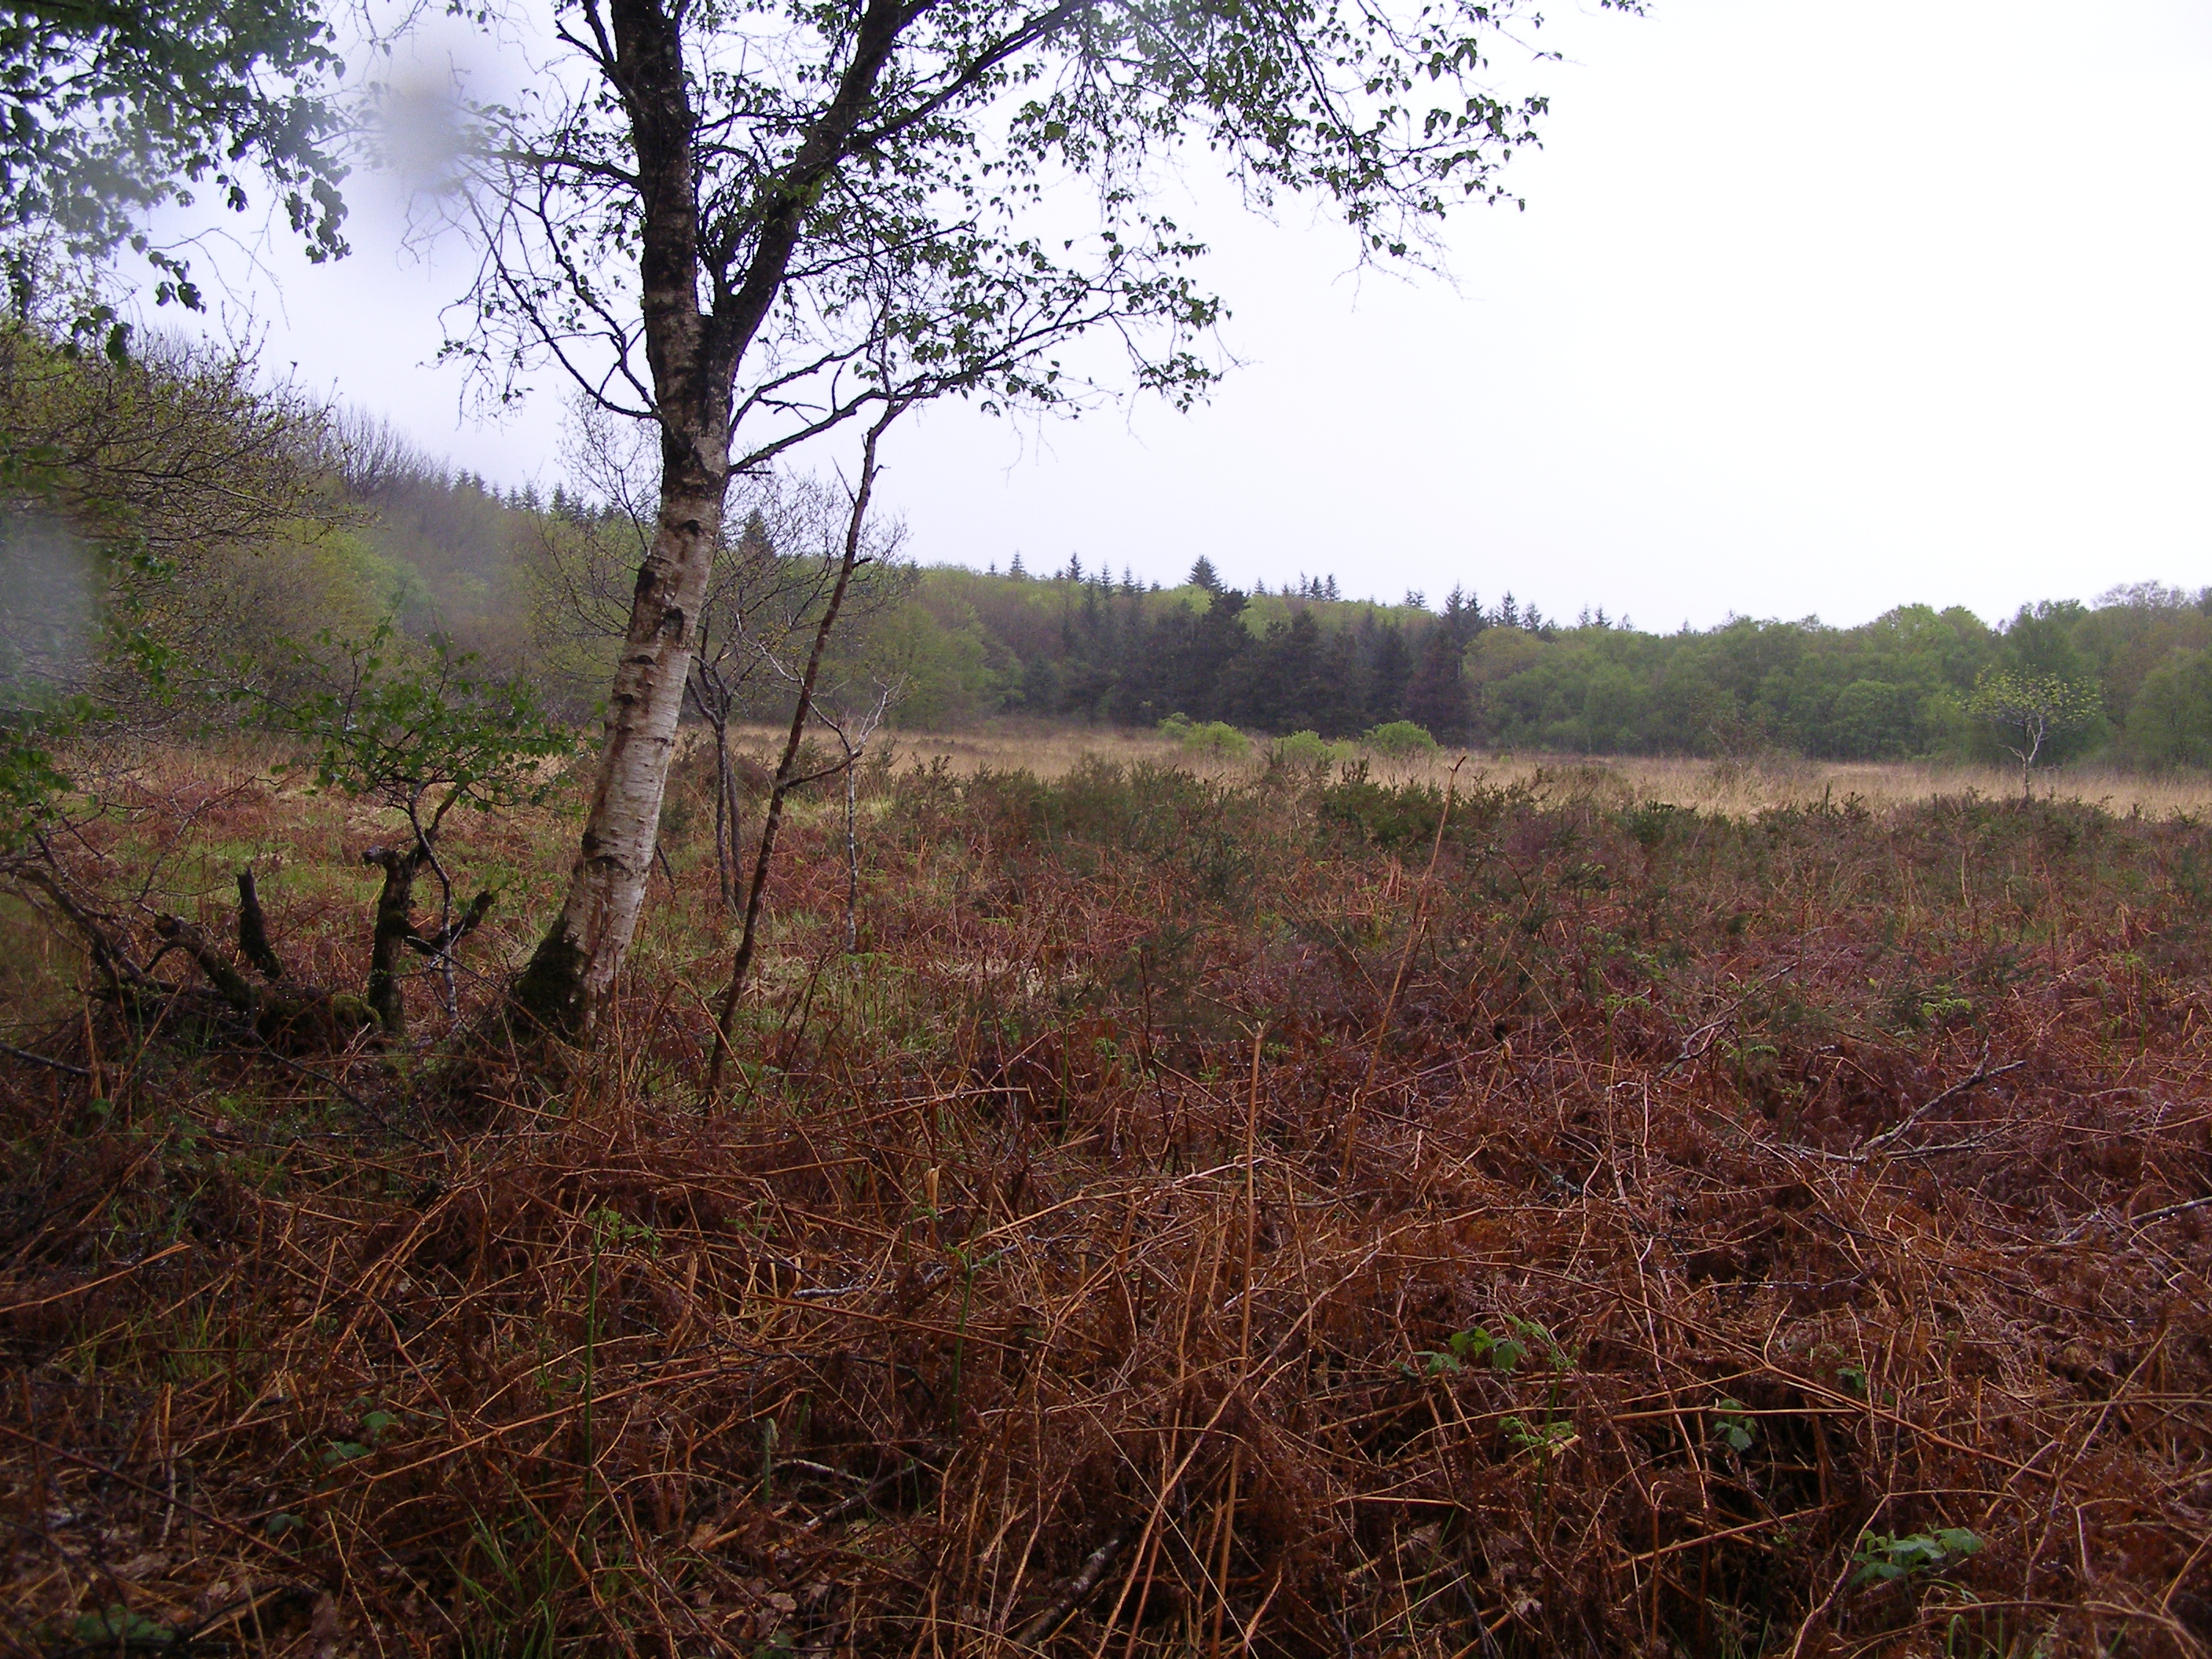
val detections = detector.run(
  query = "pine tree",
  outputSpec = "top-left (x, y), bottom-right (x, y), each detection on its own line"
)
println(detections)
top-left (1368, 624), bottom-right (1412, 725)
top-left (1404, 627), bottom-right (1470, 741)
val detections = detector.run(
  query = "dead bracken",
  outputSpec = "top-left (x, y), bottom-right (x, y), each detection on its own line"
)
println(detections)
top-left (2, 748), bottom-right (2209, 1657)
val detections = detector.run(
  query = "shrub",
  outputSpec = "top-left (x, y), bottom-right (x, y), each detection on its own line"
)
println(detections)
top-left (1364, 720), bottom-right (1438, 758)
top-left (1176, 719), bottom-right (1249, 758)
top-left (1270, 730), bottom-right (1347, 772)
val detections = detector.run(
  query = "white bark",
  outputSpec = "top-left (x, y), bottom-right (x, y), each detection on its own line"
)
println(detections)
top-left (513, 474), bottom-right (723, 1035)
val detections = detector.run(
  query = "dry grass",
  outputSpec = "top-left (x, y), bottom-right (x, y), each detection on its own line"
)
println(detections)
top-left (821, 721), bottom-right (2212, 818)
top-left (3, 747), bottom-right (2210, 1657)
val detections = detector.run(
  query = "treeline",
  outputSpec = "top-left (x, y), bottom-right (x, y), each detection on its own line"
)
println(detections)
top-left (885, 561), bottom-right (2212, 770)
top-left (10, 315), bottom-right (2212, 774)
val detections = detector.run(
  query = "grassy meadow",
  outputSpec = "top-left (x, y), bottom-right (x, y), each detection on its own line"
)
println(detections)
top-left (2, 729), bottom-right (2210, 1657)
top-left (872, 723), bottom-right (2212, 816)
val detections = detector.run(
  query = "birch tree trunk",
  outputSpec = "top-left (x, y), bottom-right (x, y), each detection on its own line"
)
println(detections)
top-left (507, 0), bottom-right (914, 1041)
top-left (510, 454), bottom-right (726, 1037)
top-left (510, 0), bottom-right (734, 1040)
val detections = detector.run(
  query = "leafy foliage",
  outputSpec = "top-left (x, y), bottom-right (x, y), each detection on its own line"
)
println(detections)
top-left (0, 0), bottom-right (347, 323)
top-left (451, 0), bottom-right (1640, 456)
top-left (1159, 713), bottom-right (1248, 757)
top-left (1364, 719), bottom-right (1438, 757)
top-left (1968, 667), bottom-right (2103, 791)
top-left (1852, 1528), bottom-right (1983, 1586)
top-left (257, 623), bottom-right (572, 831)
top-left (0, 725), bottom-right (68, 854)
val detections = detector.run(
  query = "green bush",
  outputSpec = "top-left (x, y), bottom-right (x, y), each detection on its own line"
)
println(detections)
top-left (1363, 720), bottom-right (1438, 758)
top-left (1318, 773), bottom-right (1448, 850)
top-left (1270, 729), bottom-right (1349, 771)
top-left (1174, 719), bottom-right (1249, 758)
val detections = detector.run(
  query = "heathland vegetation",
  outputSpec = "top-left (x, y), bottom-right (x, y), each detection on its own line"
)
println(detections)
top-left (5, 0), bottom-right (2211, 1649)
top-left (6, 729), bottom-right (2212, 1657)
top-left (5, 309), bottom-right (2212, 1658)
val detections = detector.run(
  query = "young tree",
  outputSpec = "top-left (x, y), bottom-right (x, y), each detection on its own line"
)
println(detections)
top-left (707, 405), bottom-right (902, 1090)
top-left (1968, 668), bottom-right (2102, 800)
top-left (257, 624), bottom-right (574, 1037)
top-left (454, 0), bottom-right (1639, 1042)
top-left (814, 675), bottom-right (903, 954)
top-left (528, 403), bottom-right (902, 910)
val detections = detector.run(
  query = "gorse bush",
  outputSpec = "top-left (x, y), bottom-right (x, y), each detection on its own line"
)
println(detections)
top-left (1363, 718), bottom-right (1439, 757)
top-left (1159, 712), bottom-right (1249, 757)
top-left (1269, 728), bottom-right (1351, 771)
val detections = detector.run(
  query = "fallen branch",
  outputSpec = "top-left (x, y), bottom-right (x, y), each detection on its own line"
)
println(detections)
top-left (1012, 1526), bottom-right (1132, 1645)
top-left (1783, 1046), bottom-right (2027, 1165)
top-left (1859, 1044), bottom-right (2025, 1155)
top-left (0, 1039), bottom-right (90, 1078)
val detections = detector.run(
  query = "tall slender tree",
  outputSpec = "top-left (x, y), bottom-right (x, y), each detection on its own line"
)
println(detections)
top-left (445, 0), bottom-right (1639, 1041)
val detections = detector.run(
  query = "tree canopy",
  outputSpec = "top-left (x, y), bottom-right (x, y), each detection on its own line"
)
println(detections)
top-left (451, 0), bottom-right (1637, 452)
top-left (1, 0), bottom-right (349, 331)
top-left (467, 0), bottom-right (1642, 1040)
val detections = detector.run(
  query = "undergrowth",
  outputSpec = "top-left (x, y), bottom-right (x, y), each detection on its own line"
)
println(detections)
top-left (2, 749), bottom-right (2209, 1657)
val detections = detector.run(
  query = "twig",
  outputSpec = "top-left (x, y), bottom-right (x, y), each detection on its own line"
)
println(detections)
top-left (0, 1040), bottom-right (90, 1078)
top-left (1013, 1527), bottom-right (1133, 1644)
top-left (1859, 1045), bottom-right (2025, 1155)
top-left (0, 1241), bottom-right (192, 1315)
top-left (800, 1463), bottom-right (913, 1533)
top-left (2122, 1192), bottom-right (2212, 1229)
top-left (1780, 1048), bottom-right (2025, 1164)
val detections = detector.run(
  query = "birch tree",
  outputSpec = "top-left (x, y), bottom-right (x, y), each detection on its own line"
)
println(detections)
top-left (1968, 668), bottom-right (2102, 800)
top-left (527, 406), bottom-right (900, 909)
top-left (441, 0), bottom-right (1638, 1042)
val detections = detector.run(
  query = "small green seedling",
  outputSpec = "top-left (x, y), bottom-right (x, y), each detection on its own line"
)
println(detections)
top-left (322, 1406), bottom-right (402, 1467)
top-left (1413, 1324), bottom-right (1529, 1376)
top-left (1503, 1415), bottom-right (1578, 1458)
top-left (1712, 1398), bottom-right (1757, 1453)
top-left (1852, 1528), bottom-right (1982, 1586)
top-left (75, 1605), bottom-right (174, 1646)
top-left (1506, 1315), bottom-right (1577, 1372)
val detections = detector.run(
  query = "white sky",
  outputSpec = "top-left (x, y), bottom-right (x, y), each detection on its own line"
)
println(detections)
top-left (168, 0), bottom-right (2212, 628)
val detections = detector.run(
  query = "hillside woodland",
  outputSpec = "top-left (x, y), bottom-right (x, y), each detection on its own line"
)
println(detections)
top-left (4, 324), bottom-right (2207, 775)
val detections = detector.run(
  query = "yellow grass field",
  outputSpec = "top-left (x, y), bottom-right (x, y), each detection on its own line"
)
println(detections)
top-left (733, 720), bottom-right (2212, 816)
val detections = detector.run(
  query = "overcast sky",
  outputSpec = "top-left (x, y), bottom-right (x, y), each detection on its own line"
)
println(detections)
top-left (171, 0), bottom-right (2212, 629)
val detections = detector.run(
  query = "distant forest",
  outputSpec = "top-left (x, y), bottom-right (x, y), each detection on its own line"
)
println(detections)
top-left (6, 322), bottom-right (2210, 771)
top-left (334, 456), bottom-right (2212, 771)
top-left (281, 457), bottom-right (2212, 771)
